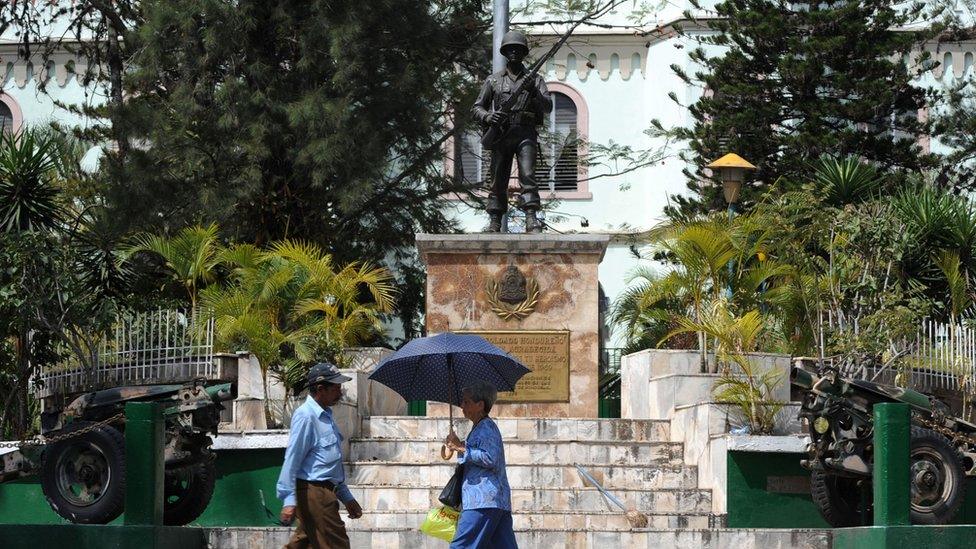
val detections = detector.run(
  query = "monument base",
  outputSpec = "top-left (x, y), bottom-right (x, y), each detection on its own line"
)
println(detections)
top-left (417, 233), bottom-right (609, 418)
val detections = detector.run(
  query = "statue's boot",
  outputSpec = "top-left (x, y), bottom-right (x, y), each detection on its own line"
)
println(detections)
top-left (525, 210), bottom-right (543, 233)
top-left (488, 213), bottom-right (503, 233)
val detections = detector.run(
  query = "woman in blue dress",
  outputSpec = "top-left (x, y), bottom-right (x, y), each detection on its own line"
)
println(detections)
top-left (443, 380), bottom-right (518, 548)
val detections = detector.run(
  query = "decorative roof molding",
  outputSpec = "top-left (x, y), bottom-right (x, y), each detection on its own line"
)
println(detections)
top-left (532, 34), bottom-right (648, 82)
top-left (0, 44), bottom-right (92, 89)
top-left (919, 40), bottom-right (976, 79)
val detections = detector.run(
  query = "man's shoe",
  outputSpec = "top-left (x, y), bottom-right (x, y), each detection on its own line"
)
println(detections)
top-left (488, 213), bottom-right (503, 232)
top-left (525, 211), bottom-right (543, 233)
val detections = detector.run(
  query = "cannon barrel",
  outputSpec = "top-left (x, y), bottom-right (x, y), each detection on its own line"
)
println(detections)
top-left (791, 366), bottom-right (815, 390)
top-left (206, 382), bottom-right (235, 402)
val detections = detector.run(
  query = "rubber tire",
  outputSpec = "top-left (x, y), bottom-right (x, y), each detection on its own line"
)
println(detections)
top-left (811, 469), bottom-right (872, 527)
top-left (163, 459), bottom-right (216, 526)
top-left (40, 421), bottom-right (126, 524)
top-left (909, 426), bottom-right (966, 525)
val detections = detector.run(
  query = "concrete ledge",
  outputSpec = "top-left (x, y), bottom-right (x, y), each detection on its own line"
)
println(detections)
top-left (0, 524), bottom-right (205, 549)
top-left (415, 233), bottom-right (611, 260)
top-left (721, 434), bottom-right (810, 453)
top-left (204, 526), bottom-right (832, 549)
top-left (621, 350), bottom-right (792, 420)
top-left (833, 525), bottom-right (976, 549)
top-left (212, 430), bottom-right (289, 450)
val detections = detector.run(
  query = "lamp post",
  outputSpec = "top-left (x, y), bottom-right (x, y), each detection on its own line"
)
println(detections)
top-left (706, 153), bottom-right (756, 301)
top-left (706, 152), bottom-right (756, 220)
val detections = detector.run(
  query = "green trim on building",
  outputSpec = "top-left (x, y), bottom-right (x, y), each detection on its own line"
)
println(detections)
top-left (0, 524), bottom-right (205, 549)
top-left (833, 525), bottom-right (976, 549)
top-left (727, 450), bottom-right (976, 528)
top-left (408, 400), bottom-right (427, 416)
top-left (0, 449), bottom-right (287, 527)
top-left (598, 397), bottom-right (620, 418)
top-left (726, 450), bottom-right (830, 528)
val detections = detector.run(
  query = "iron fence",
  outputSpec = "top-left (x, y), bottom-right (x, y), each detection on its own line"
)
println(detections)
top-left (35, 309), bottom-right (216, 396)
top-left (824, 317), bottom-right (976, 398)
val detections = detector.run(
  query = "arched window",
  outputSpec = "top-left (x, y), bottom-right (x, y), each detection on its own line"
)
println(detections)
top-left (534, 91), bottom-right (579, 192)
top-left (0, 101), bottom-right (12, 135)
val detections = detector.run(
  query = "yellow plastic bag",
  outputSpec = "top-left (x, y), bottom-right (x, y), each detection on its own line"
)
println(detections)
top-left (420, 505), bottom-right (460, 542)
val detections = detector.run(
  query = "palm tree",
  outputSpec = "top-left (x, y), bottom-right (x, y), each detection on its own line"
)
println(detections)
top-left (202, 239), bottom-right (396, 406)
top-left (615, 212), bottom-right (794, 371)
top-left (126, 223), bottom-right (223, 310)
top-left (663, 301), bottom-right (784, 433)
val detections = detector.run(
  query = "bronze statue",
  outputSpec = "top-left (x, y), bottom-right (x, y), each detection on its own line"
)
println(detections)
top-left (472, 30), bottom-right (552, 233)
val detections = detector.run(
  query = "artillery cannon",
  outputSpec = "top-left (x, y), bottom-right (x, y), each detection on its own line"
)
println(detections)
top-left (793, 361), bottom-right (976, 526)
top-left (1, 380), bottom-right (234, 525)
top-left (0, 310), bottom-right (237, 526)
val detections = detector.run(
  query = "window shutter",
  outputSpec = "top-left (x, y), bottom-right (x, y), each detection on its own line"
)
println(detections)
top-left (536, 92), bottom-right (579, 192)
top-left (458, 130), bottom-right (490, 186)
top-left (0, 103), bottom-right (12, 135)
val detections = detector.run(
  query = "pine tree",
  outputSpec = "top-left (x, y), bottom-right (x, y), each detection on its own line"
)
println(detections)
top-left (664, 0), bottom-right (940, 217)
top-left (98, 0), bottom-right (487, 261)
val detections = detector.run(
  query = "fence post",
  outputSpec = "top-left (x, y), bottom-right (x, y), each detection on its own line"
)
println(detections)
top-left (124, 401), bottom-right (164, 526)
top-left (873, 402), bottom-right (910, 526)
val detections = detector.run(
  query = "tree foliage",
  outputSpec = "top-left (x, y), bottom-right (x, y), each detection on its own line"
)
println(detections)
top-left (199, 238), bottom-right (396, 397)
top-left (663, 0), bottom-right (939, 216)
top-left (98, 0), bottom-right (485, 254)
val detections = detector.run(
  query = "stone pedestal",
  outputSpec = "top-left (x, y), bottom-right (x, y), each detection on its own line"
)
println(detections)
top-left (417, 233), bottom-right (609, 418)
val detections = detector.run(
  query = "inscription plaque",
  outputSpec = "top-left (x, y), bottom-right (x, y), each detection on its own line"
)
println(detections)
top-left (457, 330), bottom-right (570, 402)
top-left (765, 476), bottom-right (811, 494)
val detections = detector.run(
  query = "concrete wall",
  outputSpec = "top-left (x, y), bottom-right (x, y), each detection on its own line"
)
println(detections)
top-left (621, 350), bottom-right (792, 420)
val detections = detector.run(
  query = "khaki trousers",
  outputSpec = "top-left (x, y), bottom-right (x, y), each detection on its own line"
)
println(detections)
top-left (284, 480), bottom-right (350, 549)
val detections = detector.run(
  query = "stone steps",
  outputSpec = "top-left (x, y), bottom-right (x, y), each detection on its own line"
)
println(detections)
top-left (348, 438), bottom-right (684, 466)
top-left (347, 486), bottom-right (713, 514)
top-left (345, 461), bottom-right (698, 490)
top-left (361, 416), bottom-right (671, 442)
top-left (205, 527), bottom-right (832, 549)
top-left (346, 509), bottom-right (715, 530)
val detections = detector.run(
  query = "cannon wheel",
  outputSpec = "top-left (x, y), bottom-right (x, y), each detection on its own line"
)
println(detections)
top-left (163, 459), bottom-right (216, 525)
top-left (909, 426), bottom-right (965, 525)
top-left (40, 421), bottom-right (126, 524)
top-left (811, 469), bottom-right (872, 527)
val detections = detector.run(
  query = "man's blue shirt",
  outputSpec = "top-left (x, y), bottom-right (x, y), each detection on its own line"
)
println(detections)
top-left (276, 395), bottom-right (353, 506)
top-left (457, 417), bottom-right (511, 511)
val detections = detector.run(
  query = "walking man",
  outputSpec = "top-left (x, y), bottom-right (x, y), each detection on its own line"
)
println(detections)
top-left (472, 30), bottom-right (553, 233)
top-left (277, 362), bottom-right (363, 548)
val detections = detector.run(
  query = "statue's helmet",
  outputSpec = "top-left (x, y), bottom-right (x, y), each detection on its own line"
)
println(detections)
top-left (500, 31), bottom-right (529, 55)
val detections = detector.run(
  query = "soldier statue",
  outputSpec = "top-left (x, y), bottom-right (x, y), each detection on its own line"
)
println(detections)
top-left (472, 30), bottom-right (553, 233)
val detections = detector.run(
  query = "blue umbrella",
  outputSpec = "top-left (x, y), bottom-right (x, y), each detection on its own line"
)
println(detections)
top-left (368, 332), bottom-right (531, 458)
top-left (369, 332), bottom-right (531, 406)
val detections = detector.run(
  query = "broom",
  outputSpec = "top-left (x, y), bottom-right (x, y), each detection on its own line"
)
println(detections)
top-left (575, 464), bottom-right (649, 528)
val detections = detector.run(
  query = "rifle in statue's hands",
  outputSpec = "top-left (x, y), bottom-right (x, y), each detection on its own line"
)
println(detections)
top-left (480, 20), bottom-right (588, 151)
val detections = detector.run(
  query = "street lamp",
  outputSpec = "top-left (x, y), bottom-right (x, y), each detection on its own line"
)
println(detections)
top-left (706, 152), bottom-right (757, 216)
top-left (706, 153), bottom-right (756, 304)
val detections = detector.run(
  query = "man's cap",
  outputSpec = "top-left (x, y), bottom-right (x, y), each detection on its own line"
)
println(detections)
top-left (307, 361), bottom-right (352, 387)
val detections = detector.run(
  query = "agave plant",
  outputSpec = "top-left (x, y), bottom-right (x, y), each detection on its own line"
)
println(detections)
top-left (0, 128), bottom-right (62, 233)
top-left (812, 156), bottom-right (882, 207)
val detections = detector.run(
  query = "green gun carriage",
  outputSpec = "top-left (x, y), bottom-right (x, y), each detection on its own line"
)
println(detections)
top-left (0, 310), bottom-right (236, 526)
top-left (793, 359), bottom-right (976, 526)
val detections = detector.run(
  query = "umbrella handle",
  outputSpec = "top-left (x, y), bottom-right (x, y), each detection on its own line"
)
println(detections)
top-left (440, 443), bottom-right (455, 460)
top-left (441, 410), bottom-right (457, 460)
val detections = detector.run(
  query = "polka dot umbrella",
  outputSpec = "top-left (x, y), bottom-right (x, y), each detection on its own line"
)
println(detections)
top-left (368, 332), bottom-right (531, 458)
